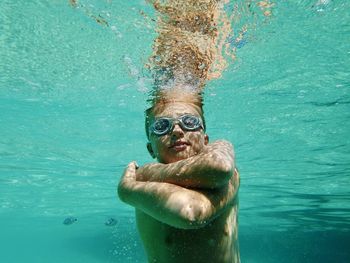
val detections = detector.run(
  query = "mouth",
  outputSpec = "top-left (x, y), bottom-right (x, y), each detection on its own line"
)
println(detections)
top-left (169, 140), bottom-right (189, 152)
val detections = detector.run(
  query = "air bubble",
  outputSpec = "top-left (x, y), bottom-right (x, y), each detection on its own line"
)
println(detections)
top-left (154, 56), bottom-right (162, 62)
top-left (198, 63), bottom-right (206, 70)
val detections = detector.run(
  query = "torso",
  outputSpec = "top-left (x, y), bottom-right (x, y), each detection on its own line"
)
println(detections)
top-left (136, 202), bottom-right (240, 263)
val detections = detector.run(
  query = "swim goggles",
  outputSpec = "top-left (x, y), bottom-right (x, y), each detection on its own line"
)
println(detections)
top-left (149, 114), bottom-right (204, 136)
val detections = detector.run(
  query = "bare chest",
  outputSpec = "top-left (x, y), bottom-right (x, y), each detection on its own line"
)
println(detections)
top-left (136, 207), bottom-right (239, 263)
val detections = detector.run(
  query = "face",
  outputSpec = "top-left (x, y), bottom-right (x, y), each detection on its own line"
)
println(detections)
top-left (147, 102), bottom-right (209, 164)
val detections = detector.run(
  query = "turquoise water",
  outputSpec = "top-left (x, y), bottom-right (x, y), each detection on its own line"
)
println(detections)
top-left (1, 0), bottom-right (349, 262)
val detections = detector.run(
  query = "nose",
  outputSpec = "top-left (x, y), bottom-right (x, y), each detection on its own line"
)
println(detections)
top-left (171, 123), bottom-right (184, 138)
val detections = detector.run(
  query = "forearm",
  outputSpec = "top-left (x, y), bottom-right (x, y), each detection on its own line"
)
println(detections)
top-left (118, 180), bottom-right (212, 229)
top-left (138, 140), bottom-right (235, 189)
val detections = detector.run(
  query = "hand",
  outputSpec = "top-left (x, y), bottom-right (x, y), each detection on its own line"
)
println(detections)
top-left (119, 161), bottom-right (138, 188)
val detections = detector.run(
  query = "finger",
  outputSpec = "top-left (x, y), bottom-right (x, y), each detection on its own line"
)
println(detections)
top-left (123, 161), bottom-right (137, 178)
top-left (134, 161), bottom-right (139, 169)
top-left (129, 161), bottom-right (139, 170)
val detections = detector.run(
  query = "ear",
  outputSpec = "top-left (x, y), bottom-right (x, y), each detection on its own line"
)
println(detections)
top-left (204, 134), bottom-right (209, 145)
top-left (147, 142), bottom-right (156, 158)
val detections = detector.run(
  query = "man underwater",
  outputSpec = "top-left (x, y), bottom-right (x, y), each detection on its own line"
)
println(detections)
top-left (118, 89), bottom-right (240, 263)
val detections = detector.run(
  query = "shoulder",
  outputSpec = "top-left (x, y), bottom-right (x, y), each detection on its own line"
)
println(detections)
top-left (212, 139), bottom-right (233, 147)
top-left (204, 140), bottom-right (234, 155)
top-left (206, 140), bottom-right (235, 162)
top-left (213, 140), bottom-right (234, 155)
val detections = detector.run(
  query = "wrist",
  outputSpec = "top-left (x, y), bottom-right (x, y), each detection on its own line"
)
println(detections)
top-left (136, 163), bottom-right (163, 182)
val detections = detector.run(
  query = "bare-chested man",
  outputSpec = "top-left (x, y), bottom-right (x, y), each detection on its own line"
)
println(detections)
top-left (118, 90), bottom-right (240, 263)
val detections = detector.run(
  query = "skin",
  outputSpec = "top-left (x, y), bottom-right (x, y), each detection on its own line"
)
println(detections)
top-left (118, 102), bottom-right (240, 263)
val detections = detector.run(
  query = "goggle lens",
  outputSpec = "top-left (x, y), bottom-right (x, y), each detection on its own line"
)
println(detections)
top-left (181, 115), bottom-right (199, 129)
top-left (153, 119), bottom-right (171, 134)
top-left (150, 115), bottom-right (202, 136)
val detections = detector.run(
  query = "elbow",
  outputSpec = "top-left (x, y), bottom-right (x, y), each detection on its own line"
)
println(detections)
top-left (215, 149), bottom-right (235, 176)
top-left (209, 140), bottom-right (235, 186)
top-left (209, 161), bottom-right (234, 188)
top-left (165, 192), bottom-right (212, 229)
top-left (218, 161), bottom-right (234, 178)
top-left (177, 203), bottom-right (211, 229)
top-left (203, 148), bottom-right (235, 188)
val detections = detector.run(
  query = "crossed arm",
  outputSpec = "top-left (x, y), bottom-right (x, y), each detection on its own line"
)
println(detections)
top-left (117, 140), bottom-right (239, 229)
top-left (136, 140), bottom-right (235, 189)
